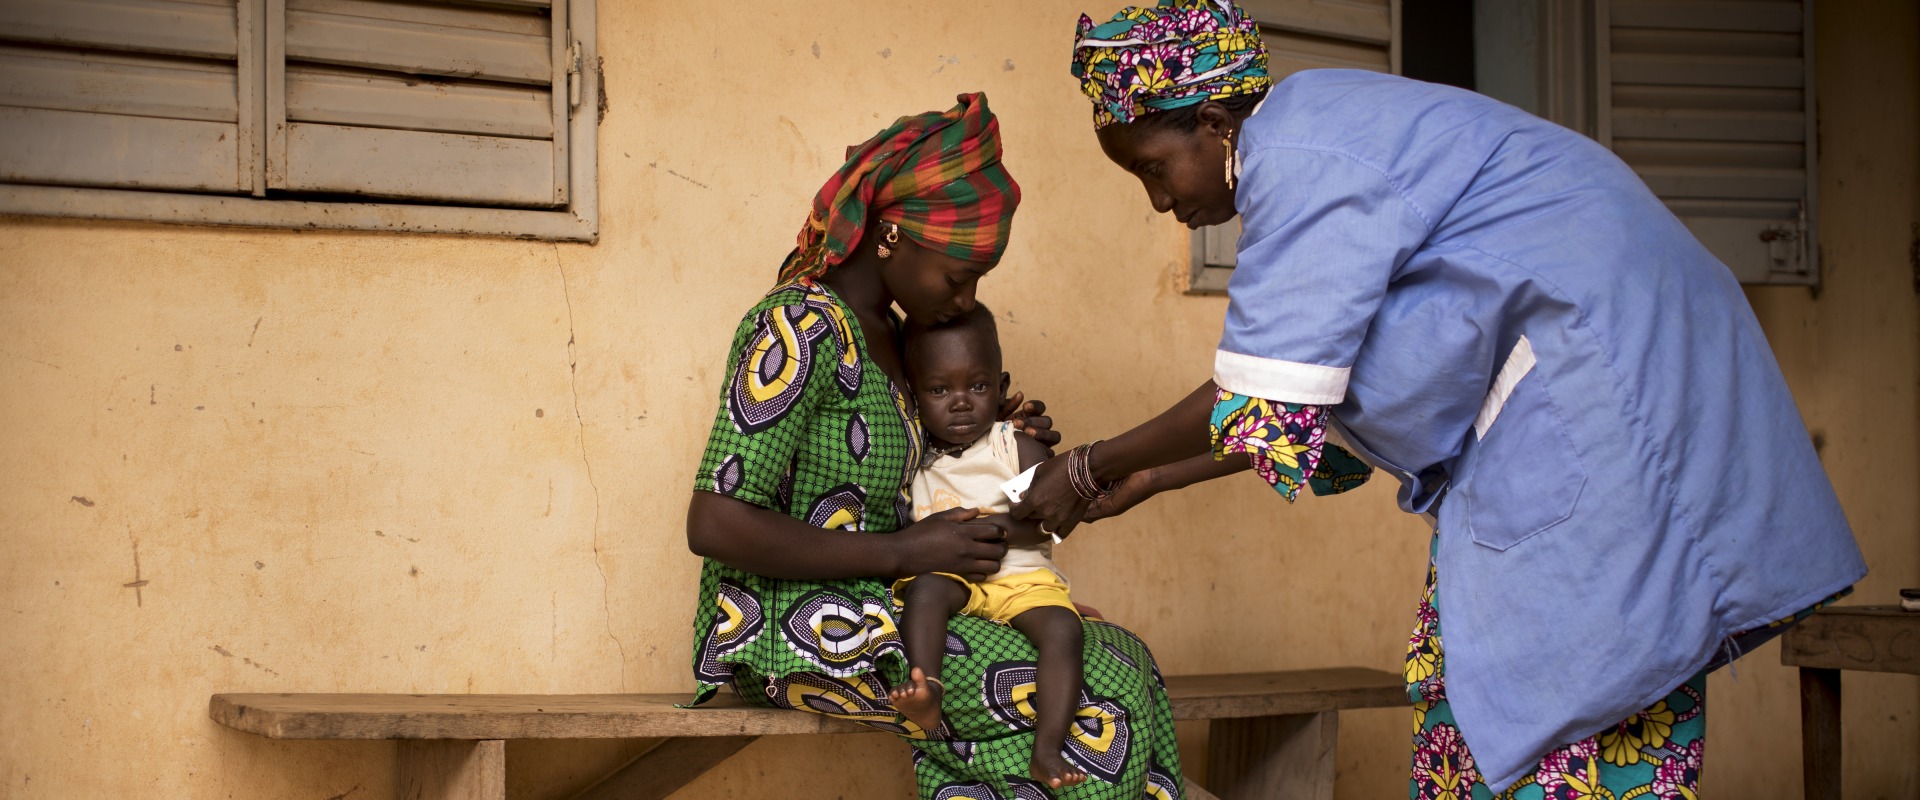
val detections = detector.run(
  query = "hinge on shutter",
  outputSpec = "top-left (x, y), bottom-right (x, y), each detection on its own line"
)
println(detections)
top-left (1759, 200), bottom-right (1811, 277)
top-left (566, 40), bottom-right (583, 109)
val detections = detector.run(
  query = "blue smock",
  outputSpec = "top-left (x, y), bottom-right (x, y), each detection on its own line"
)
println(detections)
top-left (1218, 70), bottom-right (1865, 791)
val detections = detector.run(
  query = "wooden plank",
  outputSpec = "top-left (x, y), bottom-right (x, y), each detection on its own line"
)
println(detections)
top-left (209, 692), bottom-right (876, 740)
top-left (209, 669), bottom-right (1407, 741)
top-left (1671, 213), bottom-right (1800, 282)
top-left (286, 6), bottom-right (550, 84)
top-left (1594, 0), bottom-right (1614, 148)
top-left (1610, 27), bottom-right (1800, 58)
top-left (265, 0), bottom-right (287, 189)
top-left (290, 0), bottom-right (547, 36)
top-left (1611, 84), bottom-right (1803, 113)
top-left (398, 739), bottom-right (505, 800)
top-left (1780, 605), bottom-right (1920, 675)
top-left (547, 0), bottom-right (567, 204)
top-left (0, 0), bottom-right (237, 60)
top-left (281, 122), bottom-right (554, 206)
top-left (1614, 139), bottom-right (1803, 169)
top-left (1609, 108), bottom-right (1805, 142)
top-left (571, 736), bottom-right (757, 800)
top-left (0, 183), bottom-right (597, 241)
top-left (1798, 668), bottom-right (1841, 800)
top-left (286, 66), bottom-right (552, 139)
top-left (1610, 54), bottom-right (1804, 88)
top-left (1207, 712), bottom-right (1337, 800)
top-left (1239, 0), bottom-right (1392, 46)
top-left (237, 0), bottom-right (263, 195)
top-left (1629, 165), bottom-right (1806, 201)
top-left (1165, 667), bottom-right (1405, 721)
top-left (0, 46), bottom-right (237, 122)
top-left (0, 106), bottom-right (240, 191)
top-left (1610, 0), bottom-right (1803, 34)
top-left (1264, 27), bottom-right (1391, 76)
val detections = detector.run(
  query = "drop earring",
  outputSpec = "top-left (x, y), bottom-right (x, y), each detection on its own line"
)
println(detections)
top-left (877, 223), bottom-right (900, 259)
top-left (1223, 136), bottom-right (1237, 190)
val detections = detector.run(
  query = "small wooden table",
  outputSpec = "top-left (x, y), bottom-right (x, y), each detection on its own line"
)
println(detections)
top-left (1779, 604), bottom-right (1920, 799)
top-left (212, 666), bottom-right (1407, 800)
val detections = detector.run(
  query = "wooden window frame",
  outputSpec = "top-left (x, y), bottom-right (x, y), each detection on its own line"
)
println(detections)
top-left (1493, 0), bottom-right (1819, 287)
top-left (1187, 0), bottom-right (1401, 295)
top-left (0, 0), bottom-right (600, 242)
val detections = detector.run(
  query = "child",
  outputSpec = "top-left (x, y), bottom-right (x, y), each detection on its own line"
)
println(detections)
top-left (886, 305), bottom-right (1088, 790)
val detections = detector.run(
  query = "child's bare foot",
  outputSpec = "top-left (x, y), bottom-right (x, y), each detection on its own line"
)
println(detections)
top-left (1030, 749), bottom-right (1087, 789)
top-left (887, 666), bottom-right (945, 734)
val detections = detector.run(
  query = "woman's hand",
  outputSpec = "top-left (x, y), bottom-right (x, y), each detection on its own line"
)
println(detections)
top-left (1011, 453), bottom-right (1091, 539)
top-left (998, 394), bottom-right (1059, 451)
top-left (893, 507), bottom-right (1009, 582)
top-left (1084, 469), bottom-right (1158, 522)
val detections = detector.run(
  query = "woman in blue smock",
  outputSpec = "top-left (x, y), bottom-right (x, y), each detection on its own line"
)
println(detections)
top-left (1014, 2), bottom-right (1868, 797)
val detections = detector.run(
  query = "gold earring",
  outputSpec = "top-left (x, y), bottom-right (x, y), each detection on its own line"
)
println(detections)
top-left (1223, 136), bottom-right (1236, 189)
top-left (877, 223), bottom-right (900, 259)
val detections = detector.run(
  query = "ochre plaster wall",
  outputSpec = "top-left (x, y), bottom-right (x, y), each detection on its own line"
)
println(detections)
top-left (1723, 1), bottom-right (1920, 798)
top-left (0, 2), bottom-right (1913, 799)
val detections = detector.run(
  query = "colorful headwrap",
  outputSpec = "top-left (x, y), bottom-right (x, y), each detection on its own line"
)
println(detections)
top-left (1069, 0), bottom-right (1272, 128)
top-left (777, 92), bottom-right (1021, 285)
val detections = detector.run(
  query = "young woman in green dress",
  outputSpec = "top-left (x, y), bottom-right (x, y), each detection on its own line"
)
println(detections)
top-left (684, 93), bottom-right (1187, 799)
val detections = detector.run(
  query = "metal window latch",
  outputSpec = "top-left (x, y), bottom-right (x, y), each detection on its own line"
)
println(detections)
top-left (1759, 225), bottom-right (1798, 269)
top-left (567, 41), bottom-right (583, 109)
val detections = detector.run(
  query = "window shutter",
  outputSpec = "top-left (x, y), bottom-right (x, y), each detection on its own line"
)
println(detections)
top-left (1189, 0), bottom-right (1399, 292)
top-left (0, 0), bottom-right (255, 193)
top-left (1595, 0), bottom-right (1817, 284)
top-left (266, 0), bottom-right (571, 208)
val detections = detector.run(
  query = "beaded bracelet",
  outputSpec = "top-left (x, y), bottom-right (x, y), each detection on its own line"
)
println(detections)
top-left (1067, 441), bottom-right (1119, 501)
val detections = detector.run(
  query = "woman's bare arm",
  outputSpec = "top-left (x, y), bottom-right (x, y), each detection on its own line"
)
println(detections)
top-left (1013, 380), bottom-right (1218, 536)
top-left (687, 492), bottom-right (1010, 582)
top-left (1085, 452), bottom-right (1252, 522)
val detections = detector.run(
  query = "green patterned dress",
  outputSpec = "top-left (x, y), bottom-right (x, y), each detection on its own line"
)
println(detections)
top-left (690, 281), bottom-right (1185, 799)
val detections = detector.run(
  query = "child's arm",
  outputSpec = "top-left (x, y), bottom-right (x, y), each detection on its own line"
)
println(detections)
top-left (1085, 452), bottom-right (1252, 522)
top-left (982, 430), bottom-right (1059, 547)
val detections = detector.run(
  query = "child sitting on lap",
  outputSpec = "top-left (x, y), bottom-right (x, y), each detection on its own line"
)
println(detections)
top-left (886, 304), bottom-right (1088, 790)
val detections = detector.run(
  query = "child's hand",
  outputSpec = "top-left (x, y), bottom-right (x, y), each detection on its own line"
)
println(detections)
top-left (895, 507), bottom-right (1008, 582)
top-left (981, 513), bottom-right (1052, 547)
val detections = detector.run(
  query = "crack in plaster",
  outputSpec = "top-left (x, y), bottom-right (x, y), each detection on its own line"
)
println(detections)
top-left (553, 244), bottom-right (629, 689)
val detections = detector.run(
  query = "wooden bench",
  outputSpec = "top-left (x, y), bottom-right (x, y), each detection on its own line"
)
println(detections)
top-left (211, 666), bottom-right (1404, 800)
top-left (1780, 605), bottom-right (1920, 799)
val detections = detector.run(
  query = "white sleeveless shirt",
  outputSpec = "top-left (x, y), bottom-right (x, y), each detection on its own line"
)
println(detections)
top-left (910, 421), bottom-right (1062, 584)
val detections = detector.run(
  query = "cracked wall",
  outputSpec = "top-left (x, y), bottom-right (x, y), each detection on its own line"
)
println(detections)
top-left (1, 1), bottom-right (1915, 799)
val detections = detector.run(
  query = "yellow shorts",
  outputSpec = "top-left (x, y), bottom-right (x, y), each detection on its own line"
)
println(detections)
top-left (893, 569), bottom-right (1078, 623)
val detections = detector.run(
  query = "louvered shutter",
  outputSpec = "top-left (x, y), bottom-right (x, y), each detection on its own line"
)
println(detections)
top-left (1596, 0), bottom-right (1817, 284)
top-left (267, 0), bottom-right (573, 208)
top-left (1190, 0), bottom-right (1399, 293)
top-left (0, 0), bottom-right (259, 193)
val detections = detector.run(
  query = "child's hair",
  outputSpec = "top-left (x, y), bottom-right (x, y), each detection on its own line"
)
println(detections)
top-left (904, 304), bottom-right (1002, 375)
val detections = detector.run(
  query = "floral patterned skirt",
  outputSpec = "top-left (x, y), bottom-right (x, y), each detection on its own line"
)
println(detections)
top-left (1406, 534), bottom-right (1847, 800)
top-left (1406, 537), bottom-right (1706, 800)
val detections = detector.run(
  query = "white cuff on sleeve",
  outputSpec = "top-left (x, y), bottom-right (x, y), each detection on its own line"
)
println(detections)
top-left (1213, 350), bottom-right (1350, 405)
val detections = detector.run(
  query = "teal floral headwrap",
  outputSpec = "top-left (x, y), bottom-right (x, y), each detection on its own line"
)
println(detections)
top-left (1070, 0), bottom-right (1272, 128)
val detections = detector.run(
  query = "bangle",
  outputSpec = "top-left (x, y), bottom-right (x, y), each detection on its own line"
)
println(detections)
top-left (1067, 441), bottom-right (1119, 501)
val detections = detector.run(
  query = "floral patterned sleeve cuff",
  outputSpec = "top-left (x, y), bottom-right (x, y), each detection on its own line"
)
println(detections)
top-left (1210, 388), bottom-right (1373, 502)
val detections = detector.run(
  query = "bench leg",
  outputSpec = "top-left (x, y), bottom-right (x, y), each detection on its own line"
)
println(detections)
top-left (572, 736), bottom-right (758, 800)
top-left (397, 740), bottom-right (505, 800)
top-left (1799, 667), bottom-right (1842, 800)
top-left (1207, 712), bottom-right (1337, 800)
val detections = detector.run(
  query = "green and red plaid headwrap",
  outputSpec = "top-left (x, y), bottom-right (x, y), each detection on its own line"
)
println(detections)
top-left (777, 92), bottom-right (1021, 285)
